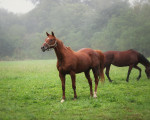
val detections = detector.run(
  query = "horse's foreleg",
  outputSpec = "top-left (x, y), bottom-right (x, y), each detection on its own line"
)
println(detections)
top-left (134, 66), bottom-right (141, 80)
top-left (126, 65), bottom-right (133, 82)
top-left (59, 73), bottom-right (66, 103)
top-left (70, 71), bottom-right (77, 100)
top-left (84, 71), bottom-right (93, 97)
top-left (105, 65), bottom-right (112, 82)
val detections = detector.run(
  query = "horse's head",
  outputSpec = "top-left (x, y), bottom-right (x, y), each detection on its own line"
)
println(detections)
top-left (145, 66), bottom-right (150, 79)
top-left (41, 31), bottom-right (57, 52)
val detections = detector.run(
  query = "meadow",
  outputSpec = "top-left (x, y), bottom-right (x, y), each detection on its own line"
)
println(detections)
top-left (0, 60), bottom-right (150, 120)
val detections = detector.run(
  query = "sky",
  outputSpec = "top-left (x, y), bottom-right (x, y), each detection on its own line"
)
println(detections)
top-left (0, 0), bottom-right (135, 14)
top-left (0, 0), bottom-right (38, 14)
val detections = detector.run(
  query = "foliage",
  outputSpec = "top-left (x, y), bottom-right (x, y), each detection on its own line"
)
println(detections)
top-left (0, 60), bottom-right (150, 119)
top-left (92, 3), bottom-right (150, 56)
top-left (0, 0), bottom-right (150, 60)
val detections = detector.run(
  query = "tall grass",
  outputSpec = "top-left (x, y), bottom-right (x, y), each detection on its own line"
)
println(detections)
top-left (0, 60), bottom-right (150, 120)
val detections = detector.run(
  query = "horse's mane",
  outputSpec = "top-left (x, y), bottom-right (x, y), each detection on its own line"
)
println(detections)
top-left (58, 39), bottom-right (74, 52)
top-left (66, 46), bottom-right (73, 52)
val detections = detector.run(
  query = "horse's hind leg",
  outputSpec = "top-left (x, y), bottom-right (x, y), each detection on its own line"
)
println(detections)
top-left (134, 65), bottom-right (141, 80)
top-left (70, 71), bottom-right (77, 100)
top-left (84, 70), bottom-right (93, 97)
top-left (92, 68), bottom-right (99, 98)
top-left (105, 65), bottom-right (113, 82)
top-left (126, 65), bottom-right (133, 82)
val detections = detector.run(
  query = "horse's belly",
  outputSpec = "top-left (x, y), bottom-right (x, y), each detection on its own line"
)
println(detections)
top-left (74, 54), bottom-right (92, 73)
top-left (113, 63), bottom-right (129, 67)
top-left (112, 60), bottom-right (136, 67)
top-left (75, 63), bottom-right (91, 73)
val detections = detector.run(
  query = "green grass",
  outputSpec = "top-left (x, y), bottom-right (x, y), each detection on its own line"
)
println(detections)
top-left (0, 60), bottom-right (150, 120)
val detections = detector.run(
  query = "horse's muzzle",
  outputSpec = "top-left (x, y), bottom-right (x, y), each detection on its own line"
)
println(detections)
top-left (41, 46), bottom-right (45, 52)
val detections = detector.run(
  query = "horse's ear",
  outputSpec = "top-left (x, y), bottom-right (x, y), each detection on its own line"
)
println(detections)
top-left (51, 31), bottom-right (55, 37)
top-left (46, 32), bottom-right (50, 36)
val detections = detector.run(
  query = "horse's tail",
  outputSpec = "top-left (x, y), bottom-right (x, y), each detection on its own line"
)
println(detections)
top-left (95, 50), bottom-right (105, 83)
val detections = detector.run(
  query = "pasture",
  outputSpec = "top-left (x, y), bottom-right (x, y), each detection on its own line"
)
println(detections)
top-left (0, 60), bottom-right (150, 120)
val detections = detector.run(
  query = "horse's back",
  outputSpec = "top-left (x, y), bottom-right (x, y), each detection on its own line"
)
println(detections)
top-left (104, 49), bottom-right (139, 67)
top-left (76, 48), bottom-right (100, 67)
top-left (77, 48), bottom-right (99, 59)
top-left (77, 48), bottom-right (96, 54)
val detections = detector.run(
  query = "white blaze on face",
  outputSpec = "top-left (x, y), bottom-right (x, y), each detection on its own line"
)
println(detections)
top-left (46, 38), bottom-right (50, 42)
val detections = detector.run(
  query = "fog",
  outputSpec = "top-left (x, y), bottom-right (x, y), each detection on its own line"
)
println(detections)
top-left (0, 0), bottom-right (150, 60)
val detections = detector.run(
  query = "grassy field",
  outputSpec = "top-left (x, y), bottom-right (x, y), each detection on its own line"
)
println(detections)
top-left (0, 60), bottom-right (150, 120)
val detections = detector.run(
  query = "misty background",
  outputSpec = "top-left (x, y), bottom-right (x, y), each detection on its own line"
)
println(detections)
top-left (0, 0), bottom-right (150, 60)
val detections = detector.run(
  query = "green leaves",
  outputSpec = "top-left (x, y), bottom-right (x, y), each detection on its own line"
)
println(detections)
top-left (92, 3), bottom-right (150, 56)
top-left (1, 0), bottom-right (150, 60)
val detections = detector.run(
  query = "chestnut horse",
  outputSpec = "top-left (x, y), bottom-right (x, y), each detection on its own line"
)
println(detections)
top-left (104, 49), bottom-right (150, 82)
top-left (41, 32), bottom-right (104, 103)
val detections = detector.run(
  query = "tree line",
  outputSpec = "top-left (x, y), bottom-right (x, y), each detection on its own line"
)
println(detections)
top-left (0, 0), bottom-right (150, 60)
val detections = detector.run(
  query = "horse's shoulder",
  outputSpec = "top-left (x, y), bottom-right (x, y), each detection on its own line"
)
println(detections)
top-left (57, 59), bottom-right (72, 73)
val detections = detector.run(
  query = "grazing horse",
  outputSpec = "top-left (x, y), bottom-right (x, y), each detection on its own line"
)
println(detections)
top-left (104, 49), bottom-right (150, 82)
top-left (41, 32), bottom-right (105, 103)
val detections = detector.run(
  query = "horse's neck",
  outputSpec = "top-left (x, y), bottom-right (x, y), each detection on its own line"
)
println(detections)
top-left (140, 61), bottom-right (149, 68)
top-left (139, 55), bottom-right (150, 68)
top-left (54, 39), bottom-right (69, 61)
top-left (146, 63), bottom-right (150, 69)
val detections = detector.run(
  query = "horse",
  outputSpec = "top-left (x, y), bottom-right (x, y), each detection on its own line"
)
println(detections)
top-left (41, 31), bottom-right (105, 103)
top-left (104, 49), bottom-right (150, 82)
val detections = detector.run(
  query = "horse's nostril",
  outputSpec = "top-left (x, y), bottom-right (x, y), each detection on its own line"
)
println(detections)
top-left (41, 46), bottom-right (45, 52)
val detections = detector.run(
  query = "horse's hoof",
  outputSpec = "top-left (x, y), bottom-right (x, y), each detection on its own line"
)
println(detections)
top-left (61, 99), bottom-right (65, 103)
top-left (94, 96), bottom-right (97, 98)
top-left (110, 80), bottom-right (113, 82)
top-left (93, 92), bottom-right (97, 98)
top-left (93, 95), bottom-right (97, 98)
top-left (73, 98), bottom-right (77, 101)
